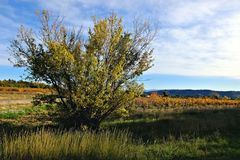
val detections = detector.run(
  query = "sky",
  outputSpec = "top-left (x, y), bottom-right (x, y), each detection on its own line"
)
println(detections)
top-left (1, 0), bottom-right (240, 90)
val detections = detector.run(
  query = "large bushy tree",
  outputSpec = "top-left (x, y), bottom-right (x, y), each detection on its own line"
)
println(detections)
top-left (10, 11), bottom-right (154, 129)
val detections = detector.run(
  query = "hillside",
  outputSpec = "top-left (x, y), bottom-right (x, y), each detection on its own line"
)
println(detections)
top-left (144, 89), bottom-right (240, 99)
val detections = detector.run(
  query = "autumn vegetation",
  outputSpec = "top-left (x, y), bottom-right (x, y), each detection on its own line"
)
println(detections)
top-left (136, 92), bottom-right (240, 108)
top-left (0, 87), bottom-right (50, 94)
top-left (0, 79), bottom-right (51, 94)
top-left (1, 11), bottom-right (240, 160)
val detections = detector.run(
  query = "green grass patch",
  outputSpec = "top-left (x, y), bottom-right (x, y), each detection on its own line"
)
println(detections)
top-left (0, 104), bottom-right (51, 119)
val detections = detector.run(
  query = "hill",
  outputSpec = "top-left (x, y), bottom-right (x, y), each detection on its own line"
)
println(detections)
top-left (144, 89), bottom-right (240, 99)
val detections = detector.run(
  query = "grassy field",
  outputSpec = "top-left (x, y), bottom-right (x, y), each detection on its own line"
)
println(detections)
top-left (0, 93), bottom-right (34, 100)
top-left (1, 94), bottom-right (240, 159)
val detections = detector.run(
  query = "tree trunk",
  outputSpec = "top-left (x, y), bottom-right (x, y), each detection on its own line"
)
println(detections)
top-left (87, 119), bottom-right (100, 131)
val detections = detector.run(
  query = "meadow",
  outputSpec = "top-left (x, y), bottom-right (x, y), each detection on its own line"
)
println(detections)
top-left (1, 91), bottom-right (240, 159)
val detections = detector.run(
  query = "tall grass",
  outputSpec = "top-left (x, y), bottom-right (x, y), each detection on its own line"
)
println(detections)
top-left (1, 128), bottom-right (240, 159)
top-left (0, 129), bottom-right (143, 160)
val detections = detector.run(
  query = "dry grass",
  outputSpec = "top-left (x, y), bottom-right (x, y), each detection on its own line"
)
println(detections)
top-left (1, 128), bottom-right (239, 160)
top-left (0, 93), bottom-right (33, 112)
top-left (0, 104), bottom-right (32, 112)
top-left (0, 129), bottom-right (140, 160)
top-left (0, 93), bottom-right (34, 100)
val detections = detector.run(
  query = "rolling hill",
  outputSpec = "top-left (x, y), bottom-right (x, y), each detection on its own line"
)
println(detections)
top-left (144, 89), bottom-right (240, 99)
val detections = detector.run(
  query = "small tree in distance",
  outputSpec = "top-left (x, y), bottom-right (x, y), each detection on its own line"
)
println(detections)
top-left (9, 11), bottom-right (155, 130)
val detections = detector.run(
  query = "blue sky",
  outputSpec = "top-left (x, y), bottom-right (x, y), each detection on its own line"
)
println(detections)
top-left (1, 0), bottom-right (240, 90)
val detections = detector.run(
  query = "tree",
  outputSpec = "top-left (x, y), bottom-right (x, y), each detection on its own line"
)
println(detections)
top-left (9, 11), bottom-right (155, 130)
top-left (162, 91), bottom-right (169, 97)
top-left (211, 92), bottom-right (221, 99)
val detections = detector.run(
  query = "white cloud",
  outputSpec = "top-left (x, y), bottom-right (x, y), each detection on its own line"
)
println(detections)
top-left (0, 44), bottom-right (11, 65)
top-left (159, 1), bottom-right (222, 25)
top-left (144, 0), bottom-right (240, 78)
top-left (0, 6), bottom-right (20, 66)
top-left (1, 0), bottom-right (240, 79)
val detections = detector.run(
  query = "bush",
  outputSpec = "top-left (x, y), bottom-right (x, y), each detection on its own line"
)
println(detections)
top-left (32, 94), bottom-right (60, 106)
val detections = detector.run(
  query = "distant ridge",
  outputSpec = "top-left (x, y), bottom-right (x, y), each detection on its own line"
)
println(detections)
top-left (144, 89), bottom-right (240, 99)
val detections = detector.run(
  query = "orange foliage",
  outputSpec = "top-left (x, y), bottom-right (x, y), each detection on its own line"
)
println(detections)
top-left (0, 87), bottom-right (52, 94)
top-left (135, 95), bottom-right (240, 108)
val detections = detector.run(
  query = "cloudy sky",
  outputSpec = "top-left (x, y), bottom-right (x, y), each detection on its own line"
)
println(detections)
top-left (1, 0), bottom-right (240, 90)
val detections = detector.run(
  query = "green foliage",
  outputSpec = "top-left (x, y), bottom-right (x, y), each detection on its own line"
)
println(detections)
top-left (9, 11), bottom-right (154, 129)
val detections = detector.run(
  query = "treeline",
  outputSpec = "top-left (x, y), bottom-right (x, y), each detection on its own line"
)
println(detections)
top-left (0, 79), bottom-right (49, 88)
